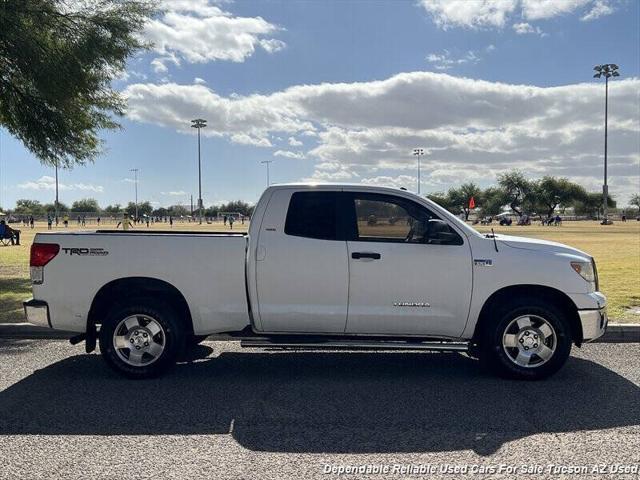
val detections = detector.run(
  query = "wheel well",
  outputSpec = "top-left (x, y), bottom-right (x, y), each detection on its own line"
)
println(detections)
top-left (87, 277), bottom-right (194, 335)
top-left (472, 285), bottom-right (583, 345)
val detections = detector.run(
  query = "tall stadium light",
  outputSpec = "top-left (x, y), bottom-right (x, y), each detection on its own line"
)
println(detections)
top-left (191, 118), bottom-right (207, 224)
top-left (261, 160), bottom-right (273, 187)
top-left (412, 148), bottom-right (425, 195)
top-left (129, 168), bottom-right (139, 220)
top-left (593, 64), bottom-right (620, 225)
top-left (54, 163), bottom-right (59, 225)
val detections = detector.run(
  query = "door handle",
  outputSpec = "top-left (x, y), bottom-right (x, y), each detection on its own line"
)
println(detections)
top-left (351, 252), bottom-right (381, 260)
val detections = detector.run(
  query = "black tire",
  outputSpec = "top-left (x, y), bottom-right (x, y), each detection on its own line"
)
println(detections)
top-left (481, 298), bottom-right (572, 380)
top-left (99, 298), bottom-right (185, 379)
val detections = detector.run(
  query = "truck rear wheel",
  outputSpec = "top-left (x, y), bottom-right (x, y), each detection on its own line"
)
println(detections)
top-left (99, 299), bottom-right (185, 379)
top-left (482, 299), bottom-right (572, 380)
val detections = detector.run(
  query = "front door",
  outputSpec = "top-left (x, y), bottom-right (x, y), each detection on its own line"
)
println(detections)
top-left (344, 192), bottom-right (472, 338)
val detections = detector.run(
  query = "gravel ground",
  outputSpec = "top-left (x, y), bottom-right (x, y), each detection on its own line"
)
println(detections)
top-left (0, 340), bottom-right (638, 479)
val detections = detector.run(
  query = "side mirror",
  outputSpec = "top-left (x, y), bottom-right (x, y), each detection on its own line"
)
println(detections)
top-left (425, 219), bottom-right (461, 245)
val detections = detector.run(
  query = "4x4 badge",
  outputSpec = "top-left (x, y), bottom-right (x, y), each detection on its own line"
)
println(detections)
top-left (474, 259), bottom-right (493, 266)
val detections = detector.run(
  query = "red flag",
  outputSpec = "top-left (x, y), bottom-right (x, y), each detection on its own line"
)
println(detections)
top-left (468, 196), bottom-right (476, 209)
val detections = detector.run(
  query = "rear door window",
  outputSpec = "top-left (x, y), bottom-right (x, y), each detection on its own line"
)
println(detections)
top-left (284, 191), bottom-right (339, 240)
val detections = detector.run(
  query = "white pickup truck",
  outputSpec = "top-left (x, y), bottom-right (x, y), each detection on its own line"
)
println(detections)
top-left (24, 184), bottom-right (607, 380)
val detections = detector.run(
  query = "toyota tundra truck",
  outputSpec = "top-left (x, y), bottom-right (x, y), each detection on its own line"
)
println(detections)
top-left (23, 184), bottom-right (607, 379)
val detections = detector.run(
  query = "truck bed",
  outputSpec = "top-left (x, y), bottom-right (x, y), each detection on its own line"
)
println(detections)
top-left (94, 230), bottom-right (247, 236)
top-left (31, 231), bottom-right (251, 334)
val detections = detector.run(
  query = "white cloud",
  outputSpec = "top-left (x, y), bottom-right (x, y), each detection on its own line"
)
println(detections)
top-left (143, 1), bottom-right (285, 71)
top-left (274, 149), bottom-right (306, 160)
top-left (426, 49), bottom-right (484, 70)
top-left (512, 22), bottom-right (544, 35)
top-left (18, 176), bottom-right (104, 193)
top-left (581, 0), bottom-right (614, 20)
top-left (230, 133), bottom-right (273, 147)
top-left (288, 136), bottom-right (303, 146)
top-left (161, 190), bottom-right (188, 196)
top-left (194, 77), bottom-right (207, 85)
top-left (360, 175), bottom-right (418, 189)
top-left (419, 0), bottom-right (617, 30)
top-left (150, 58), bottom-right (169, 74)
top-left (419, 0), bottom-right (517, 29)
top-left (150, 53), bottom-right (180, 74)
top-left (259, 38), bottom-right (286, 53)
top-left (521, 0), bottom-right (591, 20)
top-left (124, 72), bottom-right (640, 204)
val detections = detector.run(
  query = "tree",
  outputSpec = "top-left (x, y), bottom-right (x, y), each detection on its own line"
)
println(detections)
top-left (204, 206), bottom-right (218, 218)
top-left (125, 201), bottom-right (152, 217)
top-left (630, 194), bottom-right (640, 211)
top-left (497, 170), bottom-right (532, 217)
top-left (71, 198), bottom-right (100, 213)
top-left (104, 204), bottom-right (122, 215)
top-left (152, 207), bottom-right (169, 217)
top-left (0, 1), bottom-right (155, 167)
top-left (13, 199), bottom-right (45, 216)
top-left (573, 192), bottom-right (616, 218)
top-left (447, 182), bottom-right (482, 221)
top-left (168, 204), bottom-right (189, 217)
top-left (219, 200), bottom-right (254, 217)
top-left (481, 187), bottom-right (509, 216)
top-left (426, 192), bottom-right (453, 211)
top-left (43, 202), bottom-right (69, 214)
top-left (536, 176), bottom-right (587, 218)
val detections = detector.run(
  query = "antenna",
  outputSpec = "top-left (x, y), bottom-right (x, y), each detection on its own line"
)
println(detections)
top-left (491, 228), bottom-right (499, 252)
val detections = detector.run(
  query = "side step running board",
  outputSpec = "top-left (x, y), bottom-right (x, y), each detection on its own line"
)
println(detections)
top-left (240, 338), bottom-right (469, 352)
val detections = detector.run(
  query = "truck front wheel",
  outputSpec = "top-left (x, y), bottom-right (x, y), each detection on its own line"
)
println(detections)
top-left (482, 299), bottom-right (572, 380)
top-left (99, 299), bottom-right (185, 379)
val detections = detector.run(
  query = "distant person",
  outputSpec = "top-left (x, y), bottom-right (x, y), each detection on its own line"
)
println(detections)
top-left (621, 214), bottom-right (626, 222)
top-left (29, 215), bottom-right (34, 228)
top-left (223, 215), bottom-right (227, 226)
top-left (47, 215), bottom-right (52, 230)
top-left (229, 215), bottom-right (234, 229)
top-left (63, 214), bottom-right (69, 228)
top-left (146, 217), bottom-right (150, 227)
top-left (241, 215), bottom-right (245, 225)
top-left (81, 215), bottom-right (86, 226)
top-left (0, 220), bottom-right (20, 245)
top-left (116, 213), bottom-right (133, 230)
top-left (555, 215), bottom-right (562, 226)
top-left (96, 217), bottom-right (101, 226)
top-left (169, 216), bottom-right (173, 227)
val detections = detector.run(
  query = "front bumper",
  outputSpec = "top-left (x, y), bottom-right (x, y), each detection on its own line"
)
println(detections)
top-left (578, 306), bottom-right (608, 342)
top-left (23, 299), bottom-right (51, 328)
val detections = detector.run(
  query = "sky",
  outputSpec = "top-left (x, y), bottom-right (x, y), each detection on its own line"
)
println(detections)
top-left (1, 0), bottom-right (639, 210)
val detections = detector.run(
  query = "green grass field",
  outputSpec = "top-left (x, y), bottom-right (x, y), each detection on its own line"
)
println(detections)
top-left (1, 220), bottom-right (638, 324)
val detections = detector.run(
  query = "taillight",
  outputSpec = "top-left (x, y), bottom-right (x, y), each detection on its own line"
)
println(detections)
top-left (30, 243), bottom-right (60, 267)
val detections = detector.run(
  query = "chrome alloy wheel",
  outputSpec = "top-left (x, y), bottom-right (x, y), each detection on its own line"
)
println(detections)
top-left (113, 315), bottom-right (166, 367)
top-left (502, 315), bottom-right (557, 368)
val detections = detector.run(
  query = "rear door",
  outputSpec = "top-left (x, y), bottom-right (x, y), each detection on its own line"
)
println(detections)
top-left (343, 192), bottom-right (472, 338)
top-left (254, 189), bottom-right (349, 333)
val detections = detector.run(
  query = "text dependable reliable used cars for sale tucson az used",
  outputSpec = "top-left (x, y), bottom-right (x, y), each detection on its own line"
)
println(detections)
top-left (24, 184), bottom-right (607, 380)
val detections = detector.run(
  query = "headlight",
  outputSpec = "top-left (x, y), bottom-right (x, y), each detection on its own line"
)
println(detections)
top-left (570, 260), bottom-right (596, 289)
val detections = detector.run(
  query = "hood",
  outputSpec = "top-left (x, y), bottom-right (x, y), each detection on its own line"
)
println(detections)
top-left (493, 234), bottom-right (590, 259)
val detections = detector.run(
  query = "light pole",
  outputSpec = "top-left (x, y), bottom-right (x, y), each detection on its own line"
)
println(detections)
top-left (54, 163), bottom-right (59, 225)
top-left (261, 160), bottom-right (273, 187)
top-left (191, 118), bottom-right (207, 224)
top-left (412, 148), bottom-right (425, 195)
top-left (130, 168), bottom-right (139, 220)
top-left (593, 64), bottom-right (620, 225)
